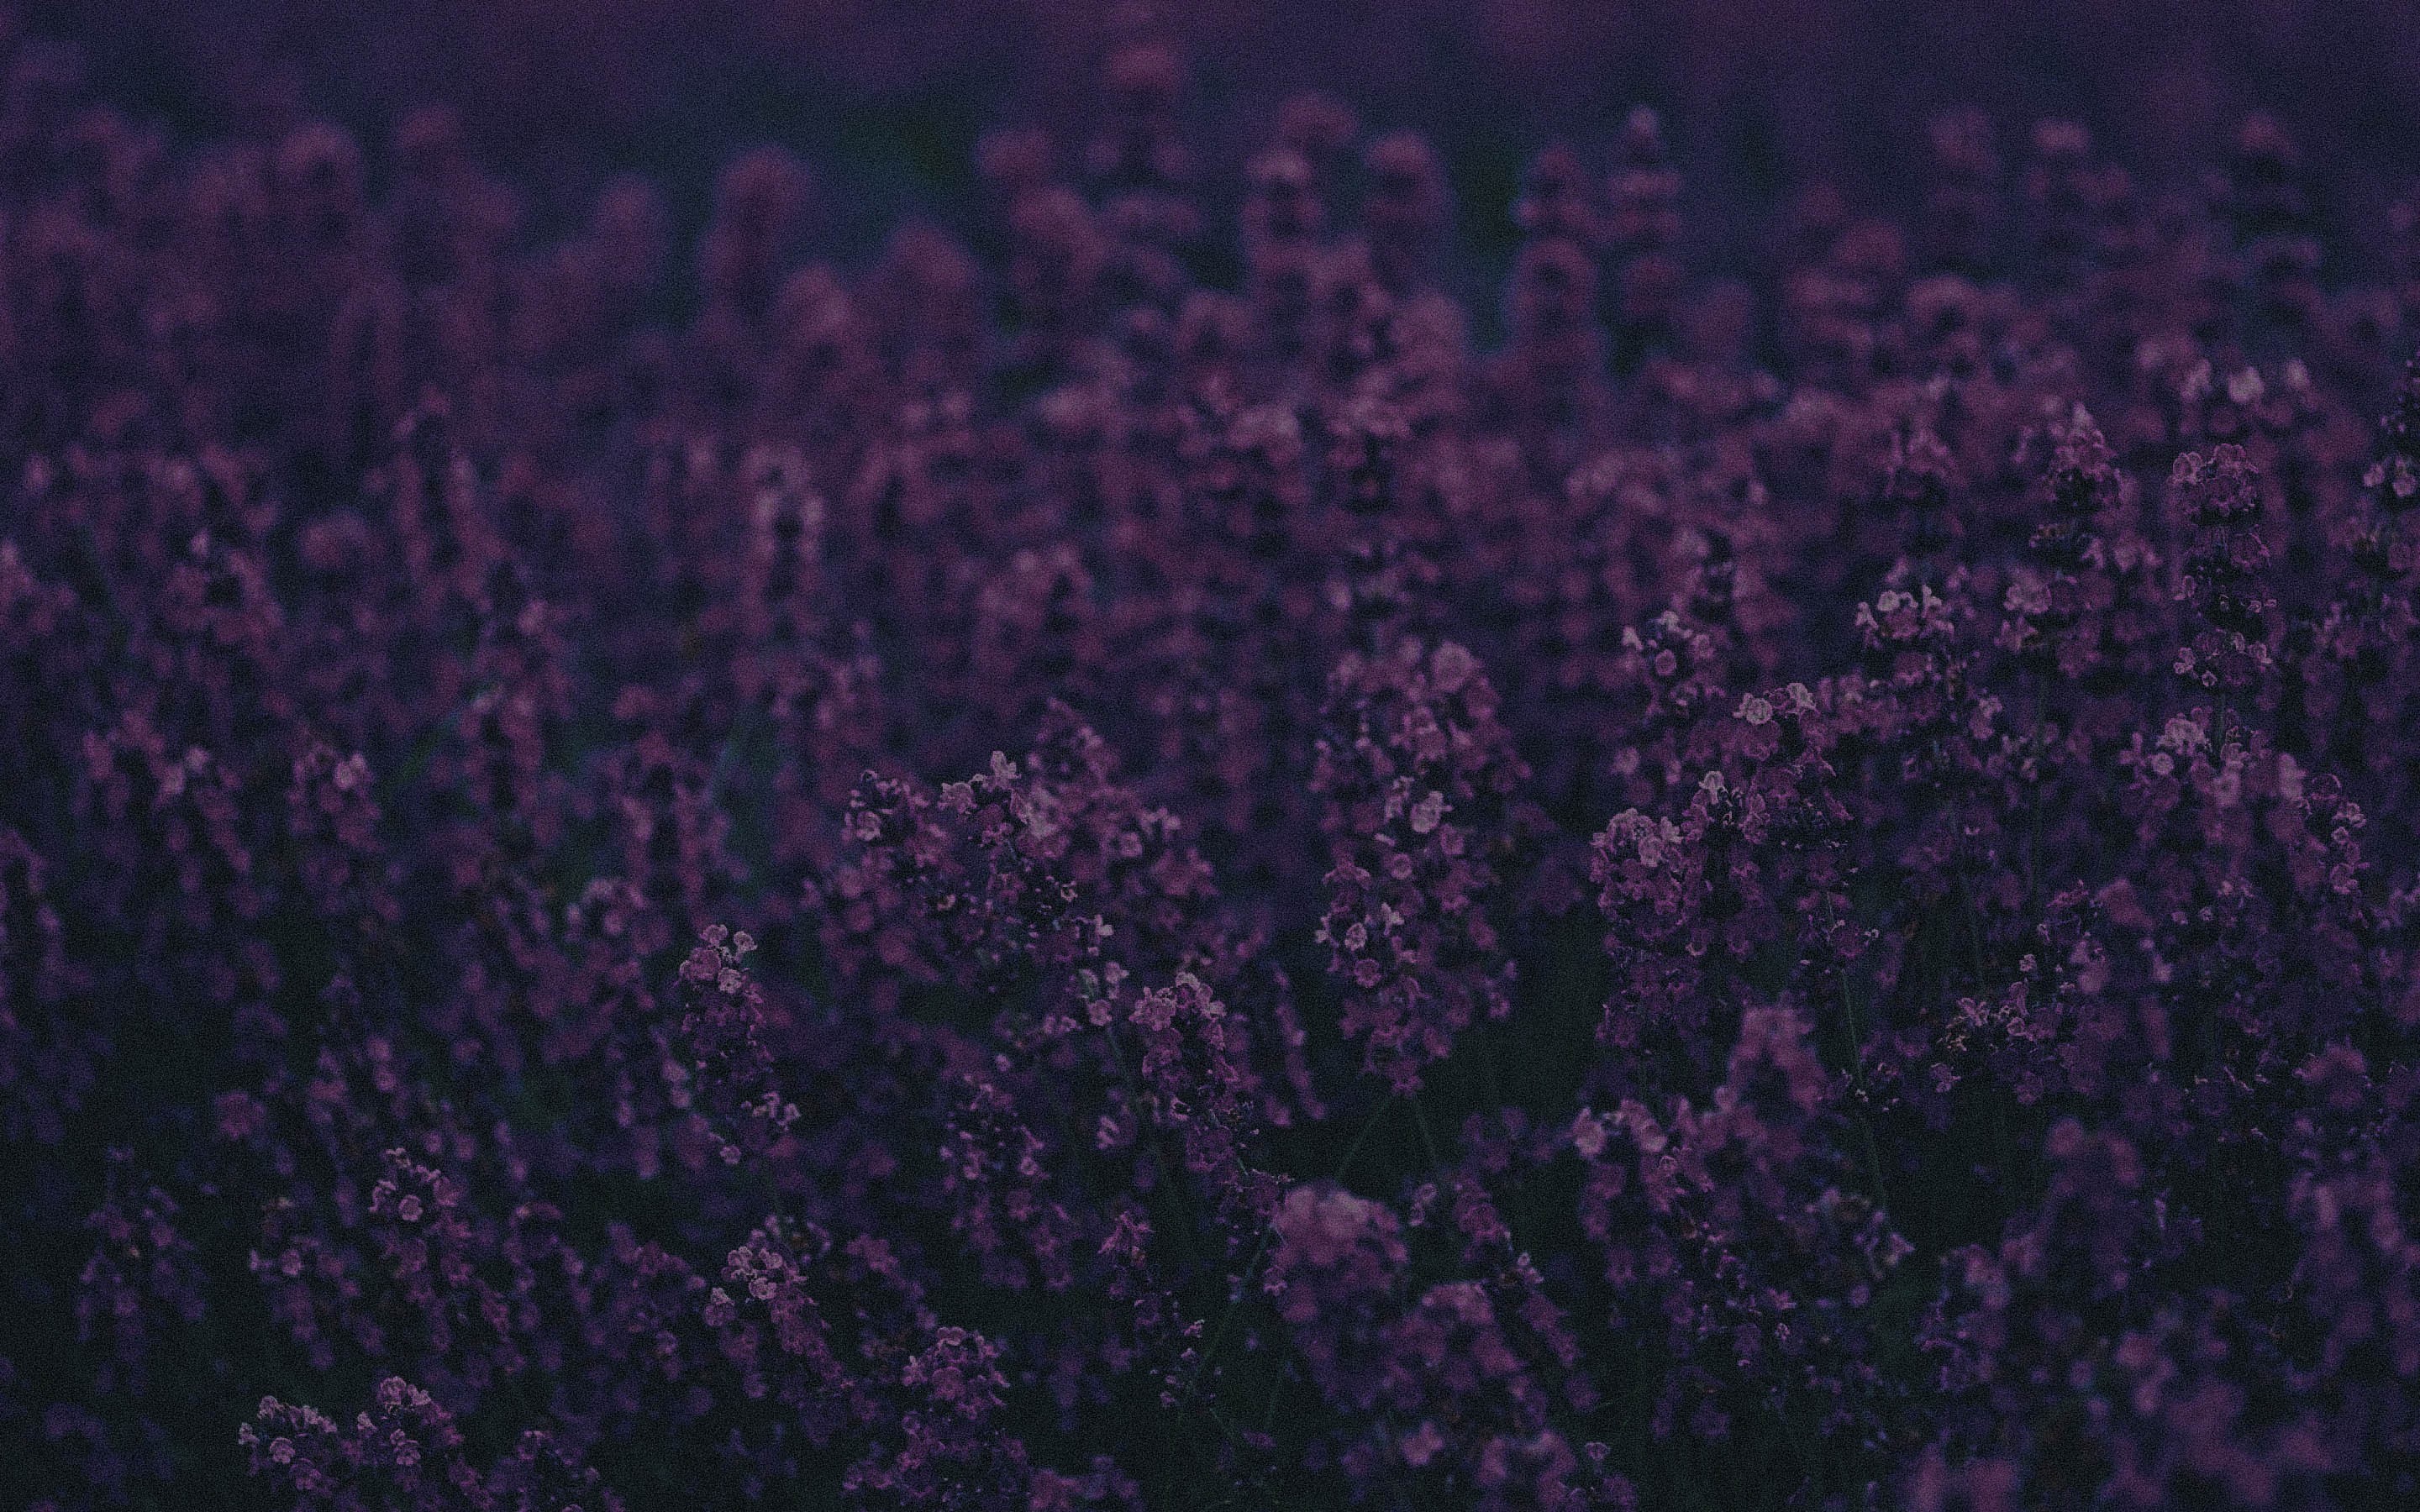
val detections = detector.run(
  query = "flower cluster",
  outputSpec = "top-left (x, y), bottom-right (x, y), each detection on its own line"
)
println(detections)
top-left (8, 12), bottom-right (2420, 1510)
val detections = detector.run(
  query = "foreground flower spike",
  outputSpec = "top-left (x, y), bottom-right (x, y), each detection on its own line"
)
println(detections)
top-left (2169, 441), bottom-right (2277, 718)
top-left (4, 10), bottom-right (2420, 1508)
top-left (1314, 638), bottom-right (1539, 1092)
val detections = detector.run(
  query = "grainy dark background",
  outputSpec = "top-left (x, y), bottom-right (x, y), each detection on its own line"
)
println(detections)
top-left (28, 0), bottom-right (2420, 281)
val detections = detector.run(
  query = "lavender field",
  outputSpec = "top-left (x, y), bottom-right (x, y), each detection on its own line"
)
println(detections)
top-left (7, 2), bottom-right (2420, 1506)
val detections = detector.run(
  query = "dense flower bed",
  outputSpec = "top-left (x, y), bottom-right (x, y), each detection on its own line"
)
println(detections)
top-left (5, 13), bottom-right (2420, 1509)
